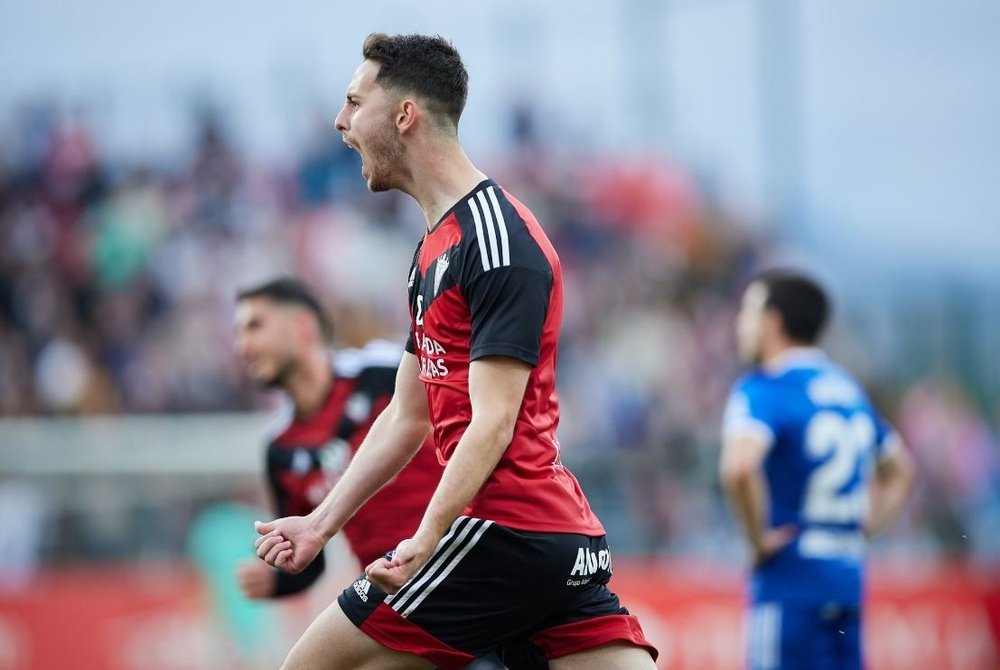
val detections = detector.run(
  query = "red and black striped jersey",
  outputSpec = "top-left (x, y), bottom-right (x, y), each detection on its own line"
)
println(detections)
top-left (265, 340), bottom-right (443, 585)
top-left (404, 179), bottom-right (604, 536)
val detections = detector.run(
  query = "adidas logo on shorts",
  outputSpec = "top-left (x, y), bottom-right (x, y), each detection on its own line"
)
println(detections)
top-left (353, 577), bottom-right (371, 602)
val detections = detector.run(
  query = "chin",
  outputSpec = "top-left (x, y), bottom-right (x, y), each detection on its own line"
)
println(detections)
top-left (261, 379), bottom-right (285, 391)
top-left (251, 371), bottom-right (280, 388)
top-left (367, 172), bottom-right (396, 192)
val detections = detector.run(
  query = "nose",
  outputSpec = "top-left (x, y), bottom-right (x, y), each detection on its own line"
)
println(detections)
top-left (235, 333), bottom-right (252, 359)
top-left (334, 104), bottom-right (349, 133)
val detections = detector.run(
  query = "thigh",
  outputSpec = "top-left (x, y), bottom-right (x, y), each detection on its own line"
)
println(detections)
top-left (339, 517), bottom-right (656, 668)
top-left (749, 601), bottom-right (846, 670)
top-left (748, 602), bottom-right (793, 670)
top-left (826, 604), bottom-right (863, 670)
top-left (549, 642), bottom-right (657, 670)
top-left (282, 599), bottom-right (433, 670)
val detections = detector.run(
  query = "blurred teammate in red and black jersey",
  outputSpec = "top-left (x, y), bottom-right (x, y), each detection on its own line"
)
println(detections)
top-left (233, 277), bottom-right (443, 598)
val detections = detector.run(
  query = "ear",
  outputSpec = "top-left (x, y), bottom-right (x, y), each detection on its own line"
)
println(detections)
top-left (762, 307), bottom-right (784, 340)
top-left (294, 309), bottom-right (318, 345)
top-left (396, 99), bottom-right (418, 135)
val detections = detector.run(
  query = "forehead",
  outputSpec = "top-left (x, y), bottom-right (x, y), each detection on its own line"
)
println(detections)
top-left (741, 282), bottom-right (769, 310)
top-left (346, 60), bottom-right (383, 96)
top-left (235, 297), bottom-right (279, 324)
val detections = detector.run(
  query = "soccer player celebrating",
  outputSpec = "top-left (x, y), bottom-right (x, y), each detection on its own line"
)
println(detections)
top-left (233, 277), bottom-right (444, 597)
top-left (720, 270), bottom-right (915, 670)
top-left (254, 33), bottom-right (658, 670)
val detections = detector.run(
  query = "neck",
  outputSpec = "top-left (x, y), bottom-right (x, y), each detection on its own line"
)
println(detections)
top-left (398, 136), bottom-right (488, 229)
top-left (761, 340), bottom-right (820, 369)
top-left (284, 347), bottom-right (332, 416)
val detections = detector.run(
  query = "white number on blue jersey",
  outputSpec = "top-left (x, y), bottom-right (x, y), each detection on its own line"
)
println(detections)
top-left (803, 411), bottom-right (875, 524)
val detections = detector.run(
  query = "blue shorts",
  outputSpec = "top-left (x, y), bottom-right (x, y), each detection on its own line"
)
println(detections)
top-left (748, 601), bottom-right (862, 670)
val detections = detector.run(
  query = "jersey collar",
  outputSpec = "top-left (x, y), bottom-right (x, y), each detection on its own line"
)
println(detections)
top-left (427, 178), bottom-right (496, 235)
top-left (763, 346), bottom-right (827, 374)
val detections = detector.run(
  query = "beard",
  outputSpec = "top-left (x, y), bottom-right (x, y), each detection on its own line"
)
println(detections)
top-left (258, 357), bottom-right (296, 390)
top-left (364, 117), bottom-right (407, 192)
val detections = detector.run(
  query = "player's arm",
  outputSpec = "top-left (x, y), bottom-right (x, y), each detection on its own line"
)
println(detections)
top-left (863, 433), bottom-right (915, 537)
top-left (264, 465), bottom-right (327, 596)
top-left (256, 352), bottom-right (431, 573)
top-left (720, 434), bottom-right (769, 550)
top-left (415, 355), bottom-right (528, 544)
top-left (272, 551), bottom-right (325, 596)
top-left (719, 427), bottom-right (795, 565)
top-left (240, 453), bottom-right (326, 597)
top-left (367, 355), bottom-right (529, 592)
top-left (309, 351), bottom-right (431, 533)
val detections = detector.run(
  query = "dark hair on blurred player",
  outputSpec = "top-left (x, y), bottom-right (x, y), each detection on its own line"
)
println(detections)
top-left (753, 269), bottom-right (829, 345)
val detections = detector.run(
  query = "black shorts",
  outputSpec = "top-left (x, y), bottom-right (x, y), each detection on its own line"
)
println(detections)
top-left (338, 516), bottom-right (657, 670)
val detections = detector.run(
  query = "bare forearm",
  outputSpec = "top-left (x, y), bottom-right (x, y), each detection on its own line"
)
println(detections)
top-left (724, 472), bottom-right (768, 548)
top-left (311, 408), bottom-right (430, 539)
top-left (411, 356), bottom-right (527, 547)
top-left (415, 418), bottom-right (510, 544)
top-left (864, 445), bottom-right (916, 538)
top-left (865, 477), bottom-right (912, 537)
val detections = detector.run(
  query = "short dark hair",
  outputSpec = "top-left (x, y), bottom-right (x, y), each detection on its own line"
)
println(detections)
top-left (754, 269), bottom-right (830, 344)
top-left (362, 32), bottom-right (468, 131)
top-left (236, 277), bottom-right (333, 342)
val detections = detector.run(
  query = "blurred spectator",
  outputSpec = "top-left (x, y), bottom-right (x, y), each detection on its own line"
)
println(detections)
top-left (899, 375), bottom-right (1000, 557)
top-left (0, 100), bottom-right (995, 565)
top-left (0, 478), bottom-right (49, 591)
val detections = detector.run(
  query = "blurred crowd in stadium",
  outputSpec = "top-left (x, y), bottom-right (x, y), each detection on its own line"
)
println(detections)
top-left (1, 103), bottom-right (998, 563)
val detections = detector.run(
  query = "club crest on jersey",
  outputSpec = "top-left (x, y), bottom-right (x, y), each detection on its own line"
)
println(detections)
top-left (433, 252), bottom-right (450, 296)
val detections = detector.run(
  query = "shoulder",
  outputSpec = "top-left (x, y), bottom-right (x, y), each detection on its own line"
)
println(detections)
top-left (333, 340), bottom-right (403, 379)
top-left (452, 180), bottom-right (553, 274)
top-left (803, 364), bottom-right (869, 408)
top-left (729, 370), bottom-right (776, 400)
top-left (724, 370), bottom-right (785, 427)
top-left (723, 371), bottom-right (780, 444)
top-left (262, 399), bottom-right (295, 443)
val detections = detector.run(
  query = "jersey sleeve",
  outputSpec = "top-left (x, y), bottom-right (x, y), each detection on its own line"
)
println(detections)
top-left (722, 378), bottom-right (778, 451)
top-left (873, 414), bottom-right (903, 461)
top-left (272, 550), bottom-right (325, 597)
top-left (463, 265), bottom-right (552, 365)
top-left (456, 185), bottom-right (555, 366)
top-left (263, 446), bottom-right (326, 597)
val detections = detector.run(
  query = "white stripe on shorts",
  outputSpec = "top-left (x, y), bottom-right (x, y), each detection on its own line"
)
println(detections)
top-left (386, 516), bottom-right (493, 618)
top-left (750, 602), bottom-right (782, 670)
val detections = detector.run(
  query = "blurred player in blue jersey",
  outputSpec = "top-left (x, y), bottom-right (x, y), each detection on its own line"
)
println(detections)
top-left (720, 270), bottom-right (915, 670)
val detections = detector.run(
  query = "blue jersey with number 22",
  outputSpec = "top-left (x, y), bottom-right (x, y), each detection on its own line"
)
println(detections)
top-left (723, 349), bottom-right (899, 605)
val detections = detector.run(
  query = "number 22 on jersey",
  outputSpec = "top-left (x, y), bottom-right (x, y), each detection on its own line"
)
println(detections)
top-left (802, 411), bottom-right (875, 525)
